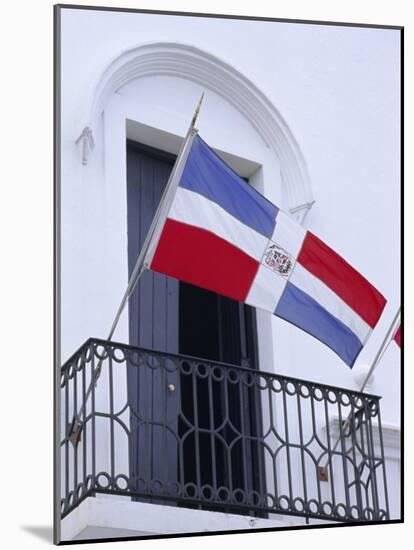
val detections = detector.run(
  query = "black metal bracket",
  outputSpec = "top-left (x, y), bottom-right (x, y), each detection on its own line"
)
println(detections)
top-left (318, 466), bottom-right (329, 482)
top-left (68, 416), bottom-right (83, 448)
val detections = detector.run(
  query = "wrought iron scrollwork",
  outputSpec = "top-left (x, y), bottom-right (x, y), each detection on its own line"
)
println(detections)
top-left (60, 338), bottom-right (390, 523)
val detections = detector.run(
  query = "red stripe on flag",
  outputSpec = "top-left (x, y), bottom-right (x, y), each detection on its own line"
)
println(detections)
top-left (297, 232), bottom-right (386, 328)
top-left (150, 219), bottom-right (259, 302)
top-left (394, 325), bottom-right (401, 347)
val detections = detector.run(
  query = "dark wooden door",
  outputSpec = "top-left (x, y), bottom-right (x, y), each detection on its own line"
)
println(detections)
top-left (126, 140), bottom-right (265, 509)
top-left (126, 141), bottom-right (180, 492)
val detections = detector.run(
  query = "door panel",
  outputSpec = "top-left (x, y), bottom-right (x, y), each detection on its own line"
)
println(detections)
top-left (179, 285), bottom-right (265, 513)
top-left (126, 142), bottom-right (179, 490)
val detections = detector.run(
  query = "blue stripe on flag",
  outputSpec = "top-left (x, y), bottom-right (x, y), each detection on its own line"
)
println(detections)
top-left (179, 135), bottom-right (278, 239)
top-left (274, 282), bottom-right (363, 368)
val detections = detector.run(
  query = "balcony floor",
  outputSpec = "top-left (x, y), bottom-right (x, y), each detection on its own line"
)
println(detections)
top-left (61, 495), bottom-right (302, 541)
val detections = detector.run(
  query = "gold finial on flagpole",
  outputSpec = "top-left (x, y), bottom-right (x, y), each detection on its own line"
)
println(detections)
top-left (190, 92), bottom-right (205, 130)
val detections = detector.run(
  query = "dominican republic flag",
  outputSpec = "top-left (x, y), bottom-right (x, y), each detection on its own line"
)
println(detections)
top-left (393, 324), bottom-right (401, 347)
top-left (144, 134), bottom-right (386, 367)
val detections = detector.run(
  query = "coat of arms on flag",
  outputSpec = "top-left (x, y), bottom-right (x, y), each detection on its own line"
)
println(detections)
top-left (263, 244), bottom-right (294, 277)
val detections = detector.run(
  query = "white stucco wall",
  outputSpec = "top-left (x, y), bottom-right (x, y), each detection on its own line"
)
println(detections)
top-left (59, 7), bottom-right (401, 540)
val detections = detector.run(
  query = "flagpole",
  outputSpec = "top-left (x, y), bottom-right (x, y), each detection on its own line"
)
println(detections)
top-left (357, 306), bottom-right (400, 393)
top-left (96, 92), bottom-right (203, 376)
top-left (319, 306), bottom-right (400, 478)
top-left (68, 93), bottom-right (205, 444)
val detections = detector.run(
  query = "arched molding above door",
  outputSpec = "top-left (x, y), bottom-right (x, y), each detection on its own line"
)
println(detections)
top-left (78, 42), bottom-right (314, 221)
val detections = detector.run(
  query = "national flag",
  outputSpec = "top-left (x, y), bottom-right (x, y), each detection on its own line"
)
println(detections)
top-left (393, 324), bottom-right (401, 347)
top-left (144, 133), bottom-right (386, 368)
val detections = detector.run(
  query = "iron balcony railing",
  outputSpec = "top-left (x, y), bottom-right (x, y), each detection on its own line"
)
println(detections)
top-left (60, 338), bottom-right (390, 523)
